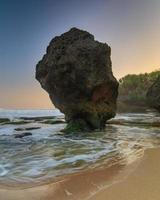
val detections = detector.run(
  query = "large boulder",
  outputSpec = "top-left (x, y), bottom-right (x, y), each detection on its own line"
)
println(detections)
top-left (147, 76), bottom-right (160, 112)
top-left (36, 28), bottom-right (119, 132)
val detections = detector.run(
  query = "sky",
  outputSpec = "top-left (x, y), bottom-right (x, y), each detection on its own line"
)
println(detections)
top-left (0, 0), bottom-right (160, 109)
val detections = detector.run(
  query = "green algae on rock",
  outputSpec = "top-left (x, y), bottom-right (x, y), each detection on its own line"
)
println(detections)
top-left (0, 118), bottom-right (10, 124)
top-left (36, 28), bottom-right (118, 132)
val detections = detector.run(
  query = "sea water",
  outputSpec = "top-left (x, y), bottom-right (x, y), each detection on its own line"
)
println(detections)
top-left (0, 109), bottom-right (159, 187)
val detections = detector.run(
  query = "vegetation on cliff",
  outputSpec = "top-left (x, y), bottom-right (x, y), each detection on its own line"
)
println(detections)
top-left (147, 76), bottom-right (160, 112)
top-left (118, 69), bottom-right (160, 111)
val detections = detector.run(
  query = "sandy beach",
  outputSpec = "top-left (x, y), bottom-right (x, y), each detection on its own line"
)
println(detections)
top-left (0, 147), bottom-right (160, 200)
top-left (90, 148), bottom-right (160, 200)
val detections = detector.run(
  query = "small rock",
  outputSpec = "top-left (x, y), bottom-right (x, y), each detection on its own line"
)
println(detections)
top-left (0, 118), bottom-right (10, 124)
top-left (42, 120), bottom-right (65, 124)
top-left (15, 127), bottom-right (41, 131)
top-left (20, 116), bottom-right (55, 121)
top-left (6, 121), bottom-right (30, 125)
top-left (14, 132), bottom-right (32, 139)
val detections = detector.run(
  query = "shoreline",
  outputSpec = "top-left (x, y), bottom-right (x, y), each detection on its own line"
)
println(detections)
top-left (89, 147), bottom-right (160, 200)
top-left (0, 152), bottom-right (142, 200)
top-left (0, 148), bottom-right (160, 200)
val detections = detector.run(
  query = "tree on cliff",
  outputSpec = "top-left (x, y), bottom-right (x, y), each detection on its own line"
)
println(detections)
top-left (118, 69), bottom-right (160, 109)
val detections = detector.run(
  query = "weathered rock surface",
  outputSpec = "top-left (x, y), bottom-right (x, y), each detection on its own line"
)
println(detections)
top-left (147, 76), bottom-right (160, 112)
top-left (36, 28), bottom-right (118, 131)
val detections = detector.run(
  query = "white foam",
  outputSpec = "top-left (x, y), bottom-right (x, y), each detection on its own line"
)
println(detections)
top-left (0, 165), bottom-right (8, 176)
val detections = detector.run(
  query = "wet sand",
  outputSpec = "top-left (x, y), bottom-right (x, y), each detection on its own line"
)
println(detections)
top-left (0, 148), bottom-right (160, 200)
top-left (90, 148), bottom-right (160, 200)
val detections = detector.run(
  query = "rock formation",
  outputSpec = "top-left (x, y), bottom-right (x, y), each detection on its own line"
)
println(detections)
top-left (147, 76), bottom-right (160, 112)
top-left (36, 28), bottom-right (119, 132)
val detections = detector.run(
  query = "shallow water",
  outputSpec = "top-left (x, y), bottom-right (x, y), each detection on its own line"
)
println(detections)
top-left (0, 109), bottom-right (159, 187)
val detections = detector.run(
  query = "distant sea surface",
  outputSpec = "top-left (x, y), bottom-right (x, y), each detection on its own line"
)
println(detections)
top-left (0, 109), bottom-right (160, 187)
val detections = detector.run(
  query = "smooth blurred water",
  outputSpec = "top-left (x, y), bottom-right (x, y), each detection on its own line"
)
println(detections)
top-left (0, 109), bottom-right (62, 120)
top-left (0, 109), bottom-right (159, 187)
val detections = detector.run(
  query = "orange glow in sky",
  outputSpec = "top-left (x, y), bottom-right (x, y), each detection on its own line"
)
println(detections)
top-left (0, 0), bottom-right (160, 109)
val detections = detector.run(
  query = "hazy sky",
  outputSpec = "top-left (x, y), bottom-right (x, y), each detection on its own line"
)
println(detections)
top-left (0, 0), bottom-right (160, 109)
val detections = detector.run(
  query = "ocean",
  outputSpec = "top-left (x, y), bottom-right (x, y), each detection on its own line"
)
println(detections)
top-left (0, 109), bottom-right (159, 187)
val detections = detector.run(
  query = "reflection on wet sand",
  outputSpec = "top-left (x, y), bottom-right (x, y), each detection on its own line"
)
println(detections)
top-left (0, 159), bottom-right (140, 200)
